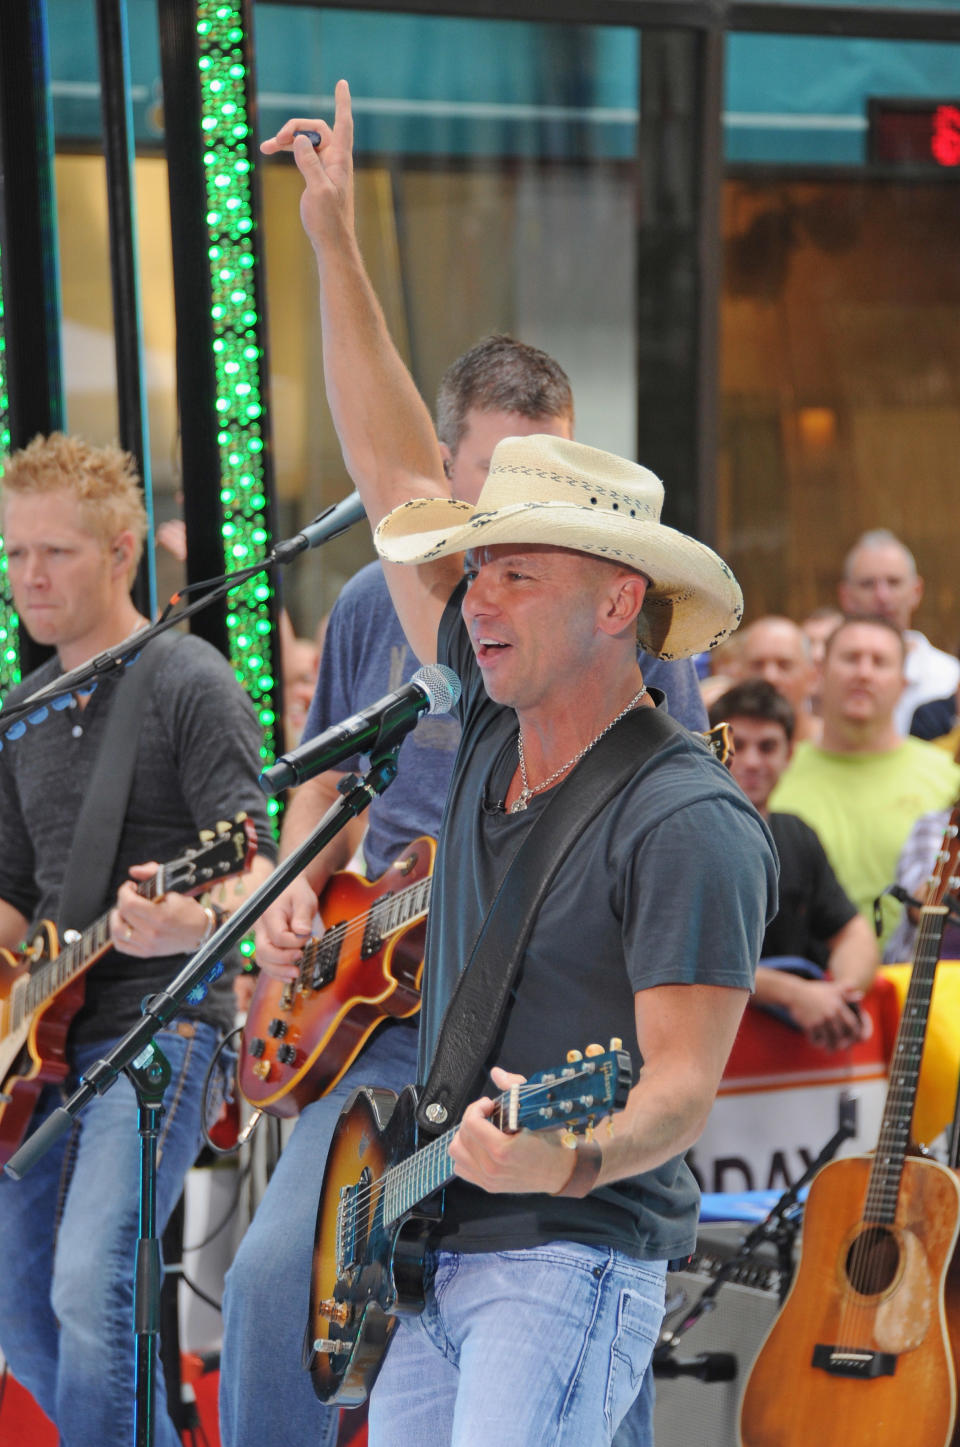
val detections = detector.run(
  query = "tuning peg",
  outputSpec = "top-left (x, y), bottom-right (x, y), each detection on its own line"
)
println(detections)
top-left (199, 829), bottom-right (214, 843)
top-left (216, 820), bottom-right (229, 834)
top-left (609, 1037), bottom-right (622, 1052)
top-left (566, 1049), bottom-right (583, 1063)
top-left (584, 1043), bottom-right (604, 1058)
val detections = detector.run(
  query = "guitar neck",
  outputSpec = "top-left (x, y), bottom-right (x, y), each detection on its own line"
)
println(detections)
top-left (381, 1090), bottom-right (512, 1227)
top-left (24, 871), bottom-right (165, 1019)
top-left (866, 903), bottom-right (949, 1222)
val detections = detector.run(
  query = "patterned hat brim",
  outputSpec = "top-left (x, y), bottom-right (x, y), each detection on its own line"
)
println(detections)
top-left (374, 497), bottom-right (743, 659)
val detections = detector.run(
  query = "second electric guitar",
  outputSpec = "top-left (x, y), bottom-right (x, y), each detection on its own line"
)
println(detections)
top-left (0, 815), bottom-right (257, 1166)
top-left (238, 837), bottom-right (434, 1117)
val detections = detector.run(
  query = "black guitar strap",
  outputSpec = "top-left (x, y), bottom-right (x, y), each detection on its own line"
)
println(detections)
top-left (58, 631), bottom-right (182, 934)
top-left (416, 703), bottom-right (686, 1135)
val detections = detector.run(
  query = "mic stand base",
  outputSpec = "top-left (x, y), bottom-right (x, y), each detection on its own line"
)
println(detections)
top-left (128, 1044), bottom-right (171, 1447)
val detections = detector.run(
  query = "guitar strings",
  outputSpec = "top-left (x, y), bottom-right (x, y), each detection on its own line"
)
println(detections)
top-left (834, 901), bottom-right (945, 1355)
top-left (293, 875), bottom-right (432, 984)
top-left (340, 1068), bottom-right (613, 1224)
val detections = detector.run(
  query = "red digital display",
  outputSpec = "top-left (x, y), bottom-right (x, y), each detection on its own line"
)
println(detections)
top-left (868, 100), bottom-right (960, 169)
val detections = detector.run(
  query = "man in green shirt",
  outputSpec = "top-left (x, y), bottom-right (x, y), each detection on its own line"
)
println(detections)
top-left (769, 615), bottom-right (960, 950)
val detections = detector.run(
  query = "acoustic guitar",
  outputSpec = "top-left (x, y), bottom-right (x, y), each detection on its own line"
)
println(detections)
top-left (306, 1041), bottom-right (632, 1406)
top-left (237, 836), bottom-right (434, 1117)
top-left (739, 807), bottom-right (960, 1447)
top-left (0, 814), bottom-right (257, 1166)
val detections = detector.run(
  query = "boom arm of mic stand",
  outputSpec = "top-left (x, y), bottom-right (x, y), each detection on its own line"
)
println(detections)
top-left (4, 750), bottom-right (401, 1181)
top-left (657, 1106), bottom-right (858, 1356)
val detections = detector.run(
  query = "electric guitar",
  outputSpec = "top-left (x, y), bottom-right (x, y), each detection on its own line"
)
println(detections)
top-left (237, 836), bottom-right (434, 1117)
top-left (0, 814), bottom-right (257, 1165)
top-left (305, 1041), bottom-right (632, 1406)
top-left (739, 807), bottom-right (960, 1447)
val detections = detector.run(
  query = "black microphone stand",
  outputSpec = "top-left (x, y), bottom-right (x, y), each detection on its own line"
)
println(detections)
top-left (0, 498), bottom-right (356, 729)
top-left (654, 1095), bottom-right (858, 1379)
top-left (5, 742), bottom-right (408, 1446)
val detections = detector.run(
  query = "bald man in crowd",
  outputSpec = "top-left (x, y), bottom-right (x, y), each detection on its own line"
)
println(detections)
top-left (837, 529), bottom-right (959, 735)
top-left (739, 616), bottom-right (820, 741)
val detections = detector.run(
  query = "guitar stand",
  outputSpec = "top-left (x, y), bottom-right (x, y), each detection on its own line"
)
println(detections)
top-left (3, 745), bottom-right (404, 1446)
top-left (654, 1095), bottom-right (859, 1378)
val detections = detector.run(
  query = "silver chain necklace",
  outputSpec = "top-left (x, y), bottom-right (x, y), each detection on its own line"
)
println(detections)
top-left (510, 684), bottom-right (648, 813)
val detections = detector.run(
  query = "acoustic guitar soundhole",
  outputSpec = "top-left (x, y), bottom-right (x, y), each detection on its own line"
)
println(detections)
top-left (845, 1226), bottom-right (900, 1296)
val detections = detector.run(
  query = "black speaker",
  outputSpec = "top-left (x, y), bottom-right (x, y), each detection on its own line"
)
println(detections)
top-left (653, 1224), bottom-right (789, 1447)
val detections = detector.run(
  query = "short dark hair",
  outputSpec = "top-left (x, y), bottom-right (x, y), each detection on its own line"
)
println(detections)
top-left (436, 334), bottom-right (574, 454)
top-left (823, 612), bottom-right (906, 661)
top-left (708, 678), bottom-right (796, 743)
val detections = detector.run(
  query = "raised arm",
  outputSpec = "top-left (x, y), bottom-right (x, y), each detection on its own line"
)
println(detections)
top-left (261, 81), bottom-right (461, 663)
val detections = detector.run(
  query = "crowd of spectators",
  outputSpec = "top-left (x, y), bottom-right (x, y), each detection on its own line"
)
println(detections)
top-left (703, 529), bottom-right (960, 999)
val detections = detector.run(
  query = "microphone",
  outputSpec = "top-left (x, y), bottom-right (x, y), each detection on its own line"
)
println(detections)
top-left (271, 493), bottom-right (366, 563)
top-left (260, 664), bottom-right (461, 794)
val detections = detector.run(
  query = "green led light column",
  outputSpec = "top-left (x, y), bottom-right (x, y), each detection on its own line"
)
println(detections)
top-left (155, 0), bottom-right (287, 849)
top-left (198, 1), bottom-right (280, 811)
top-left (0, 240), bottom-right (17, 696)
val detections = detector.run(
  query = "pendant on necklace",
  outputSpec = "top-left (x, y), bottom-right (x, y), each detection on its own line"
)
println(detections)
top-left (510, 791), bottom-right (530, 814)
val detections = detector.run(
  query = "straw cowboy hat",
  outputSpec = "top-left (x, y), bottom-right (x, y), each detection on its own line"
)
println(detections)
top-left (374, 434), bottom-right (743, 660)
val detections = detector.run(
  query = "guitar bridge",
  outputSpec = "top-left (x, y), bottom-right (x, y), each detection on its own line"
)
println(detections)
top-left (811, 1344), bottom-right (897, 1378)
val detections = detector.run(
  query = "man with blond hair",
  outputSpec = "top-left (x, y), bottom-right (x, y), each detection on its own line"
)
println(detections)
top-left (0, 433), bottom-right (275, 1447)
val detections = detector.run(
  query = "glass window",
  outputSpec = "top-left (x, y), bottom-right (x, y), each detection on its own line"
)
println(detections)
top-left (720, 32), bottom-right (960, 654)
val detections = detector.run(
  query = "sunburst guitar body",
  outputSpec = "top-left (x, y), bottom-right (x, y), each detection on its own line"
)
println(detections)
top-left (237, 837), bottom-right (434, 1117)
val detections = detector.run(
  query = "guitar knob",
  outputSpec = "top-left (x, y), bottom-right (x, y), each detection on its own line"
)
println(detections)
top-left (316, 1298), bottom-right (349, 1326)
top-left (276, 1043), bottom-right (297, 1066)
top-left (584, 1043), bottom-right (604, 1058)
top-left (267, 1018), bottom-right (288, 1038)
top-left (247, 1037), bottom-right (266, 1058)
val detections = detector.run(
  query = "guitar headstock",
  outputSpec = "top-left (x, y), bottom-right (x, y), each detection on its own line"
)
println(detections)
top-left (503, 1040), bottom-right (634, 1139)
top-left (154, 813), bottom-right (258, 898)
top-left (698, 721), bottom-right (734, 768)
top-left (922, 804), bottom-right (960, 913)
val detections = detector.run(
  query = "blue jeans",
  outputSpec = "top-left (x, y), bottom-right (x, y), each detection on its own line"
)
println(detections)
top-left (219, 1021), bottom-right (420, 1447)
top-left (367, 1242), bottom-right (667, 1447)
top-left (0, 1021), bottom-right (220, 1447)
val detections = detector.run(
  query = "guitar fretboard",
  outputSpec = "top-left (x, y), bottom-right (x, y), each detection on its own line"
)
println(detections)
top-left (865, 902), bottom-right (950, 1224)
top-left (10, 872), bottom-right (163, 1034)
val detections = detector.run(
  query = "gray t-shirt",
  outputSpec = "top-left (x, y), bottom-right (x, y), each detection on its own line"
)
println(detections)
top-left (0, 634), bottom-right (276, 1042)
top-left (420, 591), bottom-right (778, 1262)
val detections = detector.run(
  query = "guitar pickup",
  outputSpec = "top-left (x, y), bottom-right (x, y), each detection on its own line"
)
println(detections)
top-left (811, 1345), bottom-right (897, 1378)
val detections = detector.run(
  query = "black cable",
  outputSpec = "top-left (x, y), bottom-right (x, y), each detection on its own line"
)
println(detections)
top-left (181, 1157), bottom-right (251, 1255)
top-left (168, 1265), bottom-right (223, 1316)
top-left (199, 1025), bottom-right (246, 1157)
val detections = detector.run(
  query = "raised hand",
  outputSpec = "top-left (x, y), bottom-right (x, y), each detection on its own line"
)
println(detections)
top-left (259, 77), bottom-right (355, 249)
